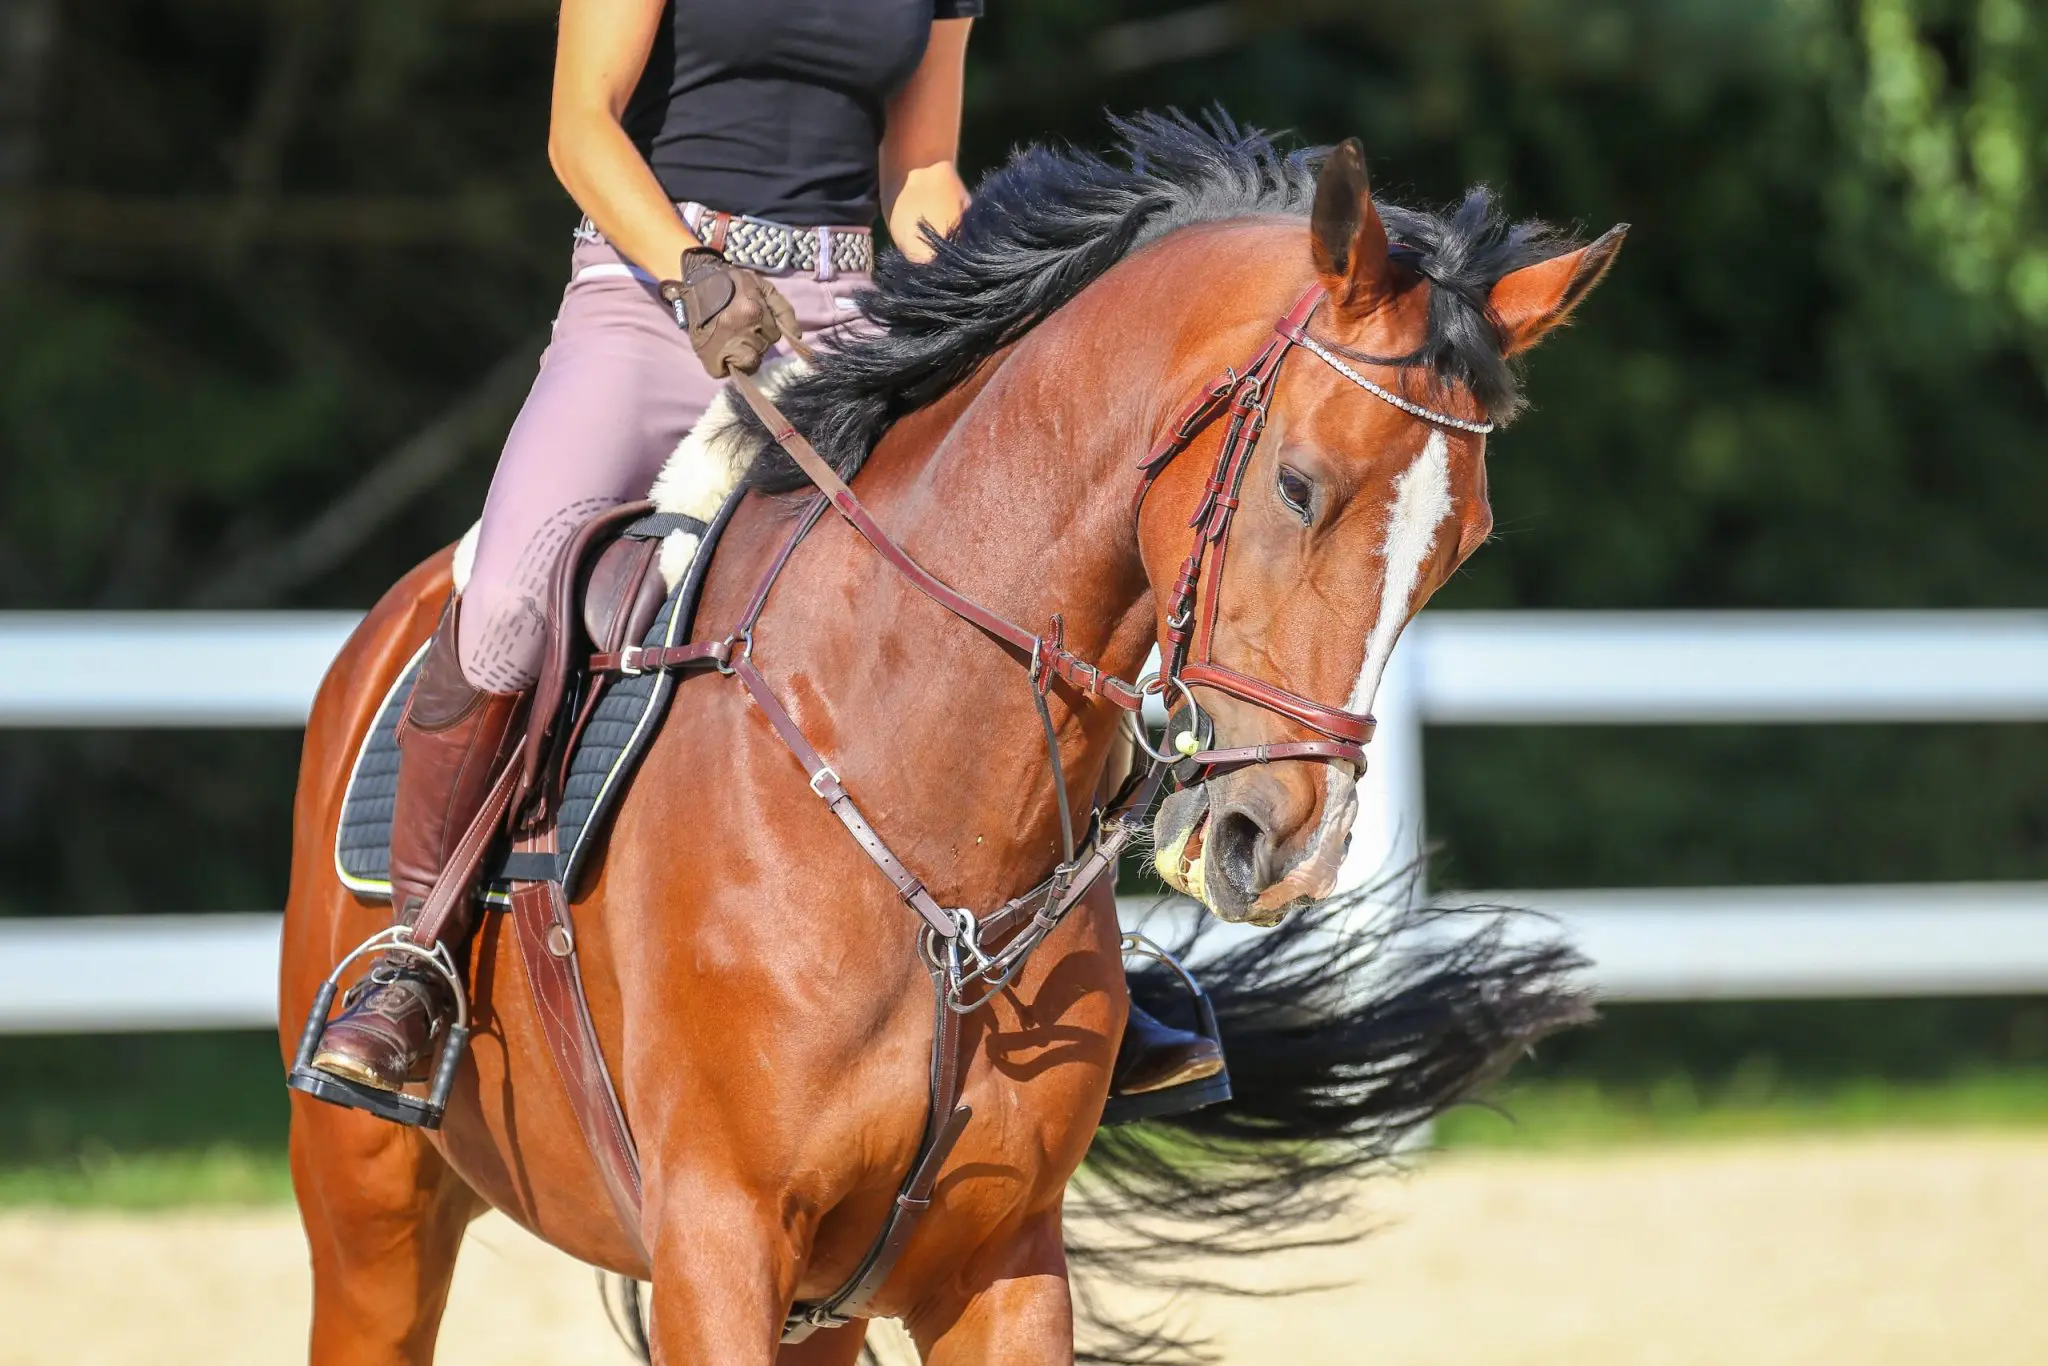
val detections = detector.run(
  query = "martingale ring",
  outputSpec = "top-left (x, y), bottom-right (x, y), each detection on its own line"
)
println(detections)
top-left (1128, 673), bottom-right (1206, 764)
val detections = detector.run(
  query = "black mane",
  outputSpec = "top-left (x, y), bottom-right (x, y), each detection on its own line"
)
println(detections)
top-left (747, 112), bottom-right (1578, 492)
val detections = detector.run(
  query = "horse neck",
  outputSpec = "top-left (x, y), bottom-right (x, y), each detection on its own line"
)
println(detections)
top-left (768, 227), bottom-right (1303, 898)
top-left (853, 229), bottom-right (1297, 672)
top-left (782, 273), bottom-right (1183, 893)
top-left (870, 326), bottom-right (1157, 675)
top-left (857, 229), bottom-right (1308, 679)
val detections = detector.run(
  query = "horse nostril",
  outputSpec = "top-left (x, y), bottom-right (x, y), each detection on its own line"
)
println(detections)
top-left (1207, 808), bottom-right (1269, 895)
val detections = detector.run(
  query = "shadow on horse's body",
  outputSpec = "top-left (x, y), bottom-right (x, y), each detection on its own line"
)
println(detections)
top-left (280, 115), bottom-right (1620, 1364)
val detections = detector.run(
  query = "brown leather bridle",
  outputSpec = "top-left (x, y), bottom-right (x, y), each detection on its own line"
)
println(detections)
top-left (1131, 286), bottom-right (1372, 777)
top-left (1129, 285), bottom-right (1498, 780)
top-left (1133, 282), bottom-right (1492, 779)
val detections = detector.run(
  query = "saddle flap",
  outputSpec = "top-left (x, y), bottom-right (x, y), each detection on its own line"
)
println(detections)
top-left (520, 501), bottom-right (661, 819)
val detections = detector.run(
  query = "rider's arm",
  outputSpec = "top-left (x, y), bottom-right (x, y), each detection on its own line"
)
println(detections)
top-left (548, 0), bottom-right (703, 276)
top-left (880, 18), bottom-right (975, 264)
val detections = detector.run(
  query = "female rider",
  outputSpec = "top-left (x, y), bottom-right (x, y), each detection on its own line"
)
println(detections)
top-left (307, 0), bottom-right (1222, 1118)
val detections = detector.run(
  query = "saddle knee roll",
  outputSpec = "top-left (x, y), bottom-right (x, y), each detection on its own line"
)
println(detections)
top-left (582, 534), bottom-right (669, 656)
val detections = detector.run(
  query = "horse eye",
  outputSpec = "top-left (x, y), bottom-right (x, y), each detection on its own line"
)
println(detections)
top-left (1276, 465), bottom-right (1315, 523)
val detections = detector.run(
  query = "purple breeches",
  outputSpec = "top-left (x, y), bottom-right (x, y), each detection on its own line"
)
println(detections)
top-left (458, 232), bottom-right (871, 691)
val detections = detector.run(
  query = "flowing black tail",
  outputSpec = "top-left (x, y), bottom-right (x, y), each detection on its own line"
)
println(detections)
top-left (1067, 882), bottom-right (1593, 1364)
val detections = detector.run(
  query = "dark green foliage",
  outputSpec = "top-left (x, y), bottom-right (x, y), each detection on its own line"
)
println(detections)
top-left (0, 731), bottom-right (300, 914)
top-left (0, 1031), bottom-right (284, 1159)
top-left (1536, 995), bottom-right (2048, 1086)
top-left (1, 7), bottom-right (2042, 954)
top-left (1430, 723), bottom-right (2048, 889)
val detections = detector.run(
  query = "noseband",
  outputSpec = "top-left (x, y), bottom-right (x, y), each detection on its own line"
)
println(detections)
top-left (1132, 284), bottom-right (1491, 779)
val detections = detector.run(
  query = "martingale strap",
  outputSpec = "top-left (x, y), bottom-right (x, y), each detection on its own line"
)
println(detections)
top-left (726, 374), bottom-right (1147, 713)
top-left (732, 653), bottom-right (958, 940)
top-left (571, 384), bottom-right (1148, 1334)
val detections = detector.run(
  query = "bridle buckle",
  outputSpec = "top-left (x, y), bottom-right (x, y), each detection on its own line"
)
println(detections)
top-left (1232, 371), bottom-right (1266, 411)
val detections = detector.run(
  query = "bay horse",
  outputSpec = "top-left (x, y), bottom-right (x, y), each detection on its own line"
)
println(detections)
top-left (279, 114), bottom-right (1619, 1364)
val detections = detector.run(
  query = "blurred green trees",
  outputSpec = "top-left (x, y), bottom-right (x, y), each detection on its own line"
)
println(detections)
top-left (0, 0), bottom-right (2043, 913)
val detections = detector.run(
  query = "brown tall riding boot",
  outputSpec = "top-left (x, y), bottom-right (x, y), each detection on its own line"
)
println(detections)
top-left (313, 608), bottom-right (526, 1093)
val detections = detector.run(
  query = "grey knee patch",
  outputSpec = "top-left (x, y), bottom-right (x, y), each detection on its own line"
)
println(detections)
top-left (459, 497), bottom-right (615, 689)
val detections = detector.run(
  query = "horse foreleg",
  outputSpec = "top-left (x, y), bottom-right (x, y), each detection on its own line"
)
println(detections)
top-left (643, 1180), bottom-right (806, 1364)
top-left (910, 1209), bottom-right (1074, 1366)
top-left (290, 1097), bottom-right (478, 1366)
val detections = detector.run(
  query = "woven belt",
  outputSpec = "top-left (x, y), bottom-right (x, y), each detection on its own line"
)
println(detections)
top-left (685, 203), bottom-right (871, 280)
top-left (573, 208), bottom-right (872, 280)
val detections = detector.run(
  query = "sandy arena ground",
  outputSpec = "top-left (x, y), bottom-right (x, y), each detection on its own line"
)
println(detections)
top-left (3, 1134), bottom-right (2043, 1365)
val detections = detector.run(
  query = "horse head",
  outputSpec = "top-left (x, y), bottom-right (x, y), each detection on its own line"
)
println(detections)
top-left (1146, 139), bottom-right (1625, 924)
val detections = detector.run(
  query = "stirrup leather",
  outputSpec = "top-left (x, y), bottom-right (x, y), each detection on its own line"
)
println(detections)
top-left (287, 926), bottom-right (474, 1129)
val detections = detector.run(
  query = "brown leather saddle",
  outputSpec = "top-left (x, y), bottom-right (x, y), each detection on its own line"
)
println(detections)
top-left (306, 494), bottom-right (734, 1198)
top-left (512, 496), bottom-right (709, 869)
top-left (331, 497), bottom-right (733, 905)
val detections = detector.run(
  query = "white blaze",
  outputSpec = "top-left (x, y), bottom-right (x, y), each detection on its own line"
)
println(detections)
top-left (1346, 429), bottom-right (1453, 715)
top-left (1292, 431), bottom-right (1455, 899)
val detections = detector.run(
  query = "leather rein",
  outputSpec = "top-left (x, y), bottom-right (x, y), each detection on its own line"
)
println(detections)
top-left (583, 279), bottom-right (1487, 1337)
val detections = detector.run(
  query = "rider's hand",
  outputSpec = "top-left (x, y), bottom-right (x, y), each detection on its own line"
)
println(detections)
top-left (660, 248), bottom-right (800, 378)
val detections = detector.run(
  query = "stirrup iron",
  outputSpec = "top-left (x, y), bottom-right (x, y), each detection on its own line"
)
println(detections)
top-left (1099, 932), bottom-right (1233, 1127)
top-left (286, 926), bottom-right (473, 1129)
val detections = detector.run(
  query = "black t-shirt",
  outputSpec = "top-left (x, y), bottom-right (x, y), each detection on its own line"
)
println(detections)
top-left (624, 0), bottom-right (982, 229)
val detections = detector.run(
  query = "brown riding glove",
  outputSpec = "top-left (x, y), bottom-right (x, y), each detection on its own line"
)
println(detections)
top-left (659, 247), bottom-right (800, 378)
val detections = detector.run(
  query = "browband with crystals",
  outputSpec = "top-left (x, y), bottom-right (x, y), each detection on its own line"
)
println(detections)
top-left (1291, 331), bottom-right (1497, 434)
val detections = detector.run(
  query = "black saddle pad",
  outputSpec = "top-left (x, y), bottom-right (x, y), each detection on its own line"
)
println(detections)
top-left (334, 495), bottom-right (737, 904)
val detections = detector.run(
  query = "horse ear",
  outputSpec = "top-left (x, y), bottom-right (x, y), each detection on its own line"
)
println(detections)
top-left (1310, 139), bottom-right (1393, 315)
top-left (1488, 224), bottom-right (1629, 355)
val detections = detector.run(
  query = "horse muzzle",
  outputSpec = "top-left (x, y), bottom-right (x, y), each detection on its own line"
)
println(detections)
top-left (1153, 772), bottom-right (1360, 926)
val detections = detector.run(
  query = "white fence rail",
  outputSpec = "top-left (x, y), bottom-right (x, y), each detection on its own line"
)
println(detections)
top-left (0, 612), bottom-right (361, 728)
top-left (0, 914), bottom-right (283, 1033)
top-left (12, 609), bottom-right (2043, 730)
top-left (2, 610), bottom-right (2046, 1032)
top-left (10, 884), bottom-right (2048, 1033)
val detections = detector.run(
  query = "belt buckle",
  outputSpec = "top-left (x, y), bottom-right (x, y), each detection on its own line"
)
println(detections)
top-left (743, 216), bottom-right (794, 274)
